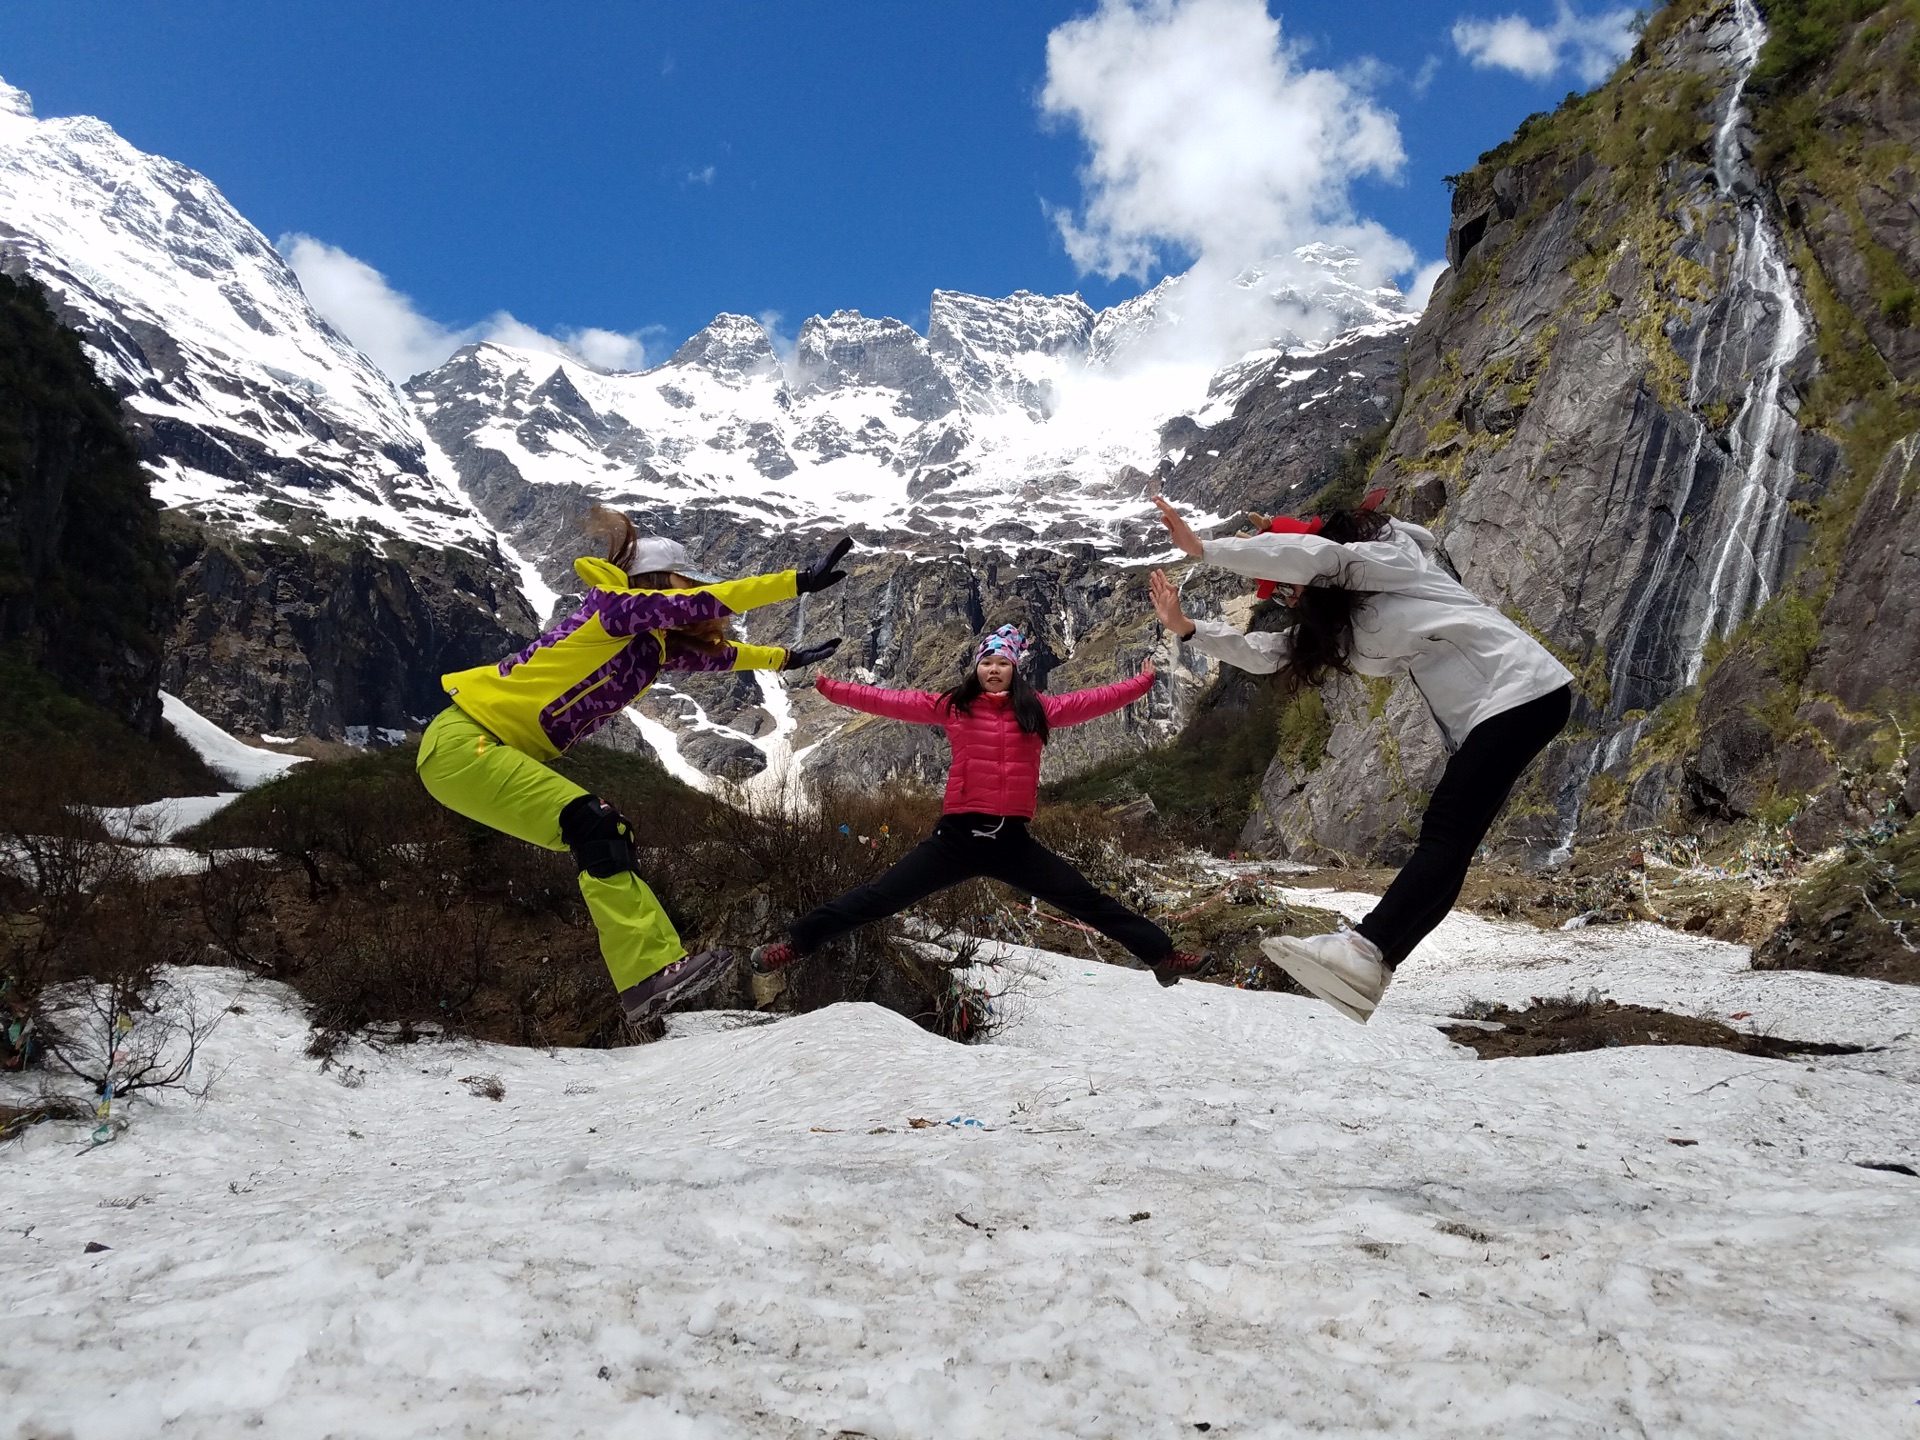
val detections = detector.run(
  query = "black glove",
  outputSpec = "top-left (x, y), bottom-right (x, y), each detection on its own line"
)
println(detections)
top-left (782, 638), bottom-right (843, 670)
top-left (795, 537), bottom-right (853, 594)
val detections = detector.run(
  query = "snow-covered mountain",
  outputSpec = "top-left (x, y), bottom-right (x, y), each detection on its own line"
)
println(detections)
top-left (0, 68), bottom-right (1413, 782)
top-left (412, 247), bottom-right (1415, 572)
top-left (0, 77), bottom-right (491, 554)
top-left (0, 77), bottom-right (535, 742)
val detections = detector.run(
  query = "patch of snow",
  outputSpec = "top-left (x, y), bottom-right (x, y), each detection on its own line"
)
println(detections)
top-left (4, 915), bottom-right (1918, 1434)
top-left (160, 692), bottom-right (307, 790)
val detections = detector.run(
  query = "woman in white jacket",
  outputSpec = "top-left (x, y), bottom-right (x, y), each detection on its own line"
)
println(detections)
top-left (1147, 496), bottom-right (1573, 1022)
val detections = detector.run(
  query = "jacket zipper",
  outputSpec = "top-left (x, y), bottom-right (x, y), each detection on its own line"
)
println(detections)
top-left (551, 673), bottom-right (614, 716)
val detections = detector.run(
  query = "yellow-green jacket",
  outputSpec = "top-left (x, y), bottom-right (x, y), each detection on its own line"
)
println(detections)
top-left (441, 557), bottom-right (796, 759)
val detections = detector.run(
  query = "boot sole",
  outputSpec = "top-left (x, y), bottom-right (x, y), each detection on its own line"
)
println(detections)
top-left (623, 950), bottom-right (736, 1022)
top-left (1259, 937), bottom-right (1379, 1023)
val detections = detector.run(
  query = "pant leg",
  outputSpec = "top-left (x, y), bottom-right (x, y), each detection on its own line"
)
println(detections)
top-left (981, 827), bottom-right (1174, 963)
top-left (1356, 686), bottom-right (1572, 967)
top-left (416, 706), bottom-right (583, 849)
top-left (789, 826), bottom-right (986, 954)
top-left (417, 706), bottom-right (687, 990)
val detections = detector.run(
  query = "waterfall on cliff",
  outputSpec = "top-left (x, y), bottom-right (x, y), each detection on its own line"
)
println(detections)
top-left (1684, 0), bottom-right (1811, 682)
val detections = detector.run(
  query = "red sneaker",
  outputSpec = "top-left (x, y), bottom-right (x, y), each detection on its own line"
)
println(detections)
top-left (750, 940), bottom-right (800, 975)
top-left (1152, 950), bottom-right (1214, 987)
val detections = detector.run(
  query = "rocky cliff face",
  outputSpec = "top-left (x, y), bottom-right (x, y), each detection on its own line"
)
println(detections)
top-left (0, 76), bottom-right (534, 741)
top-left (1216, 0), bottom-right (1918, 866)
top-left (0, 270), bottom-right (170, 733)
top-left (159, 520), bottom-right (533, 742)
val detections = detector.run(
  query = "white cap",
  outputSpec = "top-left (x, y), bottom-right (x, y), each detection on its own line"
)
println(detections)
top-left (629, 535), bottom-right (720, 583)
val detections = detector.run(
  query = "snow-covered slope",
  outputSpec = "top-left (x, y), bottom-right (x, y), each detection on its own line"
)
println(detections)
top-left (5, 908), bottom-right (1918, 1436)
top-left (414, 247), bottom-right (1416, 564)
top-left (0, 77), bottom-right (491, 554)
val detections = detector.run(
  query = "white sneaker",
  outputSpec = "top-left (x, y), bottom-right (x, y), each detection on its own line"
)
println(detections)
top-left (1259, 930), bottom-right (1389, 1022)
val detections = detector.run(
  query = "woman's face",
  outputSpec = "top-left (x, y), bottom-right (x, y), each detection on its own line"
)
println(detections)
top-left (1279, 582), bottom-right (1305, 608)
top-left (976, 655), bottom-right (1016, 693)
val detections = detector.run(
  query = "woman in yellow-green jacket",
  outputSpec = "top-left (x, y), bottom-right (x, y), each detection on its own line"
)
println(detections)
top-left (418, 507), bottom-right (851, 1021)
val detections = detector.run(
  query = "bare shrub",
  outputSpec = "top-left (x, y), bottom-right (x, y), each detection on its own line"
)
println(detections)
top-left (40, 967), bottom-right (214, 1119)
top-left (196, 851), bottom-right (284, 973)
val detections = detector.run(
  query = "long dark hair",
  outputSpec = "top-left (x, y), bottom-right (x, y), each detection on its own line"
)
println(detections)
top-left (1283, 506), bottom-right (1393, 688)
top-left (943, 659), bottom-right (1051, 741)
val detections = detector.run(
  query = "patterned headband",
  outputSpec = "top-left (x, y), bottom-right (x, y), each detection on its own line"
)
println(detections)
top-left (973, 624), bottom-right (1029, 666)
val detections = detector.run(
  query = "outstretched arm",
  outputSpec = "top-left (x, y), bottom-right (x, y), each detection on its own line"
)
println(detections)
top-left (1152, 496), bottom-right (1427, 593)
top-left (660, 632), bottom-right (791, 674)
top-left (585, 568), bottom-right (800, 638)
top-left (1153, 568), bottom-right (1292, 674)
top-left (813, 674), bottom-right (946, 725)
top-left (1044, 663), bottom-right (1155, 728)
top-left (1183, 621), bottom-right (1292, 675)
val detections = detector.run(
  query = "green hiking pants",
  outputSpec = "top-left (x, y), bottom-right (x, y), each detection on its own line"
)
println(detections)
top-left (415, 705), bottom-right (685, 992)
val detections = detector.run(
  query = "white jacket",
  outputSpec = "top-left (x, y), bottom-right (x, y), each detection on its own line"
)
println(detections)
top-left (1186, 519), bottom-right (1573, 751)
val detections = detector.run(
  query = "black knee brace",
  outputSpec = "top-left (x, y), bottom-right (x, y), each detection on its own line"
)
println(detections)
top-left (559, 794), bottom-right (638, 879)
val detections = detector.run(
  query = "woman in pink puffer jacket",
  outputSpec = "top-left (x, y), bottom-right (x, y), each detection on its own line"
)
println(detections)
top-left (750, 625), bottom-right (1212, 986)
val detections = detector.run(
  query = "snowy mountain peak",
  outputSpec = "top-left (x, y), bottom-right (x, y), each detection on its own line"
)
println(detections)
top-left (415, 253), bottom-right (1419, 575)
top-left (0, 88), bottom-right (499, 556)
top-left (668, 313), bottom-right (779, 383)
top-left (793, 310), bottom-right (957, 422)
top-left (928, 289), bottom-right (1097, 420)
top-left (0, 77), bottom-right (32, 120)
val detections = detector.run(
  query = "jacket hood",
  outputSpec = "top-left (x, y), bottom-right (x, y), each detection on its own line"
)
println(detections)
top-left (574, 556), bottom-right (629, 589)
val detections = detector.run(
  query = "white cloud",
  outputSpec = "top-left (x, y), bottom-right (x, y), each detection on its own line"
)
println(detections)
top-left (1040, 0), bottom-right (1410, 286)
top-left (1451, 3), bottom-right (1637, 84)
top-left (281, 234), bottom-right (653, 381)
top-left (756, 309), bottom-right (798, 366)
top-left (1407, 258), bottom-right (1451, 310)
top-left (1039, 0), bottom-right (1422, 371)
top-left (685, 165), bottom-right (717, 186)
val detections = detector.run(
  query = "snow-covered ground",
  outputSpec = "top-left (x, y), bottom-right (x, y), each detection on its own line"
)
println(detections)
top-left (6, 909), bottom-right (1920, 1438)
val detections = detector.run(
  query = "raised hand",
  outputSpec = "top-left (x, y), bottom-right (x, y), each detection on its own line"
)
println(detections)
top-left (1149, 569), bottom-right (1196, 638)
top-left (1140, 656), bottom-right (1156, 681)
top-left (796, 537), bottom-right (853, 594)
top-left (782, 637), bottom-right (843, 670)
top-left (1151, 496), bottom-right (1204, 558)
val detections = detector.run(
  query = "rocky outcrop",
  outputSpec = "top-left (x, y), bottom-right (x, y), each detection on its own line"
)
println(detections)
top-left (160, 520), bottom-right (536, 740)
top-left (1159, 329), bottom-right (1405, 517)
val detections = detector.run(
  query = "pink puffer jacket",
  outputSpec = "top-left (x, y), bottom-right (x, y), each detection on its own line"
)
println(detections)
top-left (815, 671), bottom-right (1154, 818)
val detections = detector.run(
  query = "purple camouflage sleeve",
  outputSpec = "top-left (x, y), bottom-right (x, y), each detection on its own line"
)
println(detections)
top-left (661, 631), bottom-right (739, 674)
top-left (589, 587), bottom-right (735, 639)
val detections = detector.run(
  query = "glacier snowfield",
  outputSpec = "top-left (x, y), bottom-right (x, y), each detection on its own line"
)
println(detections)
top-left (5, 911), bottom-right (1920, 1439)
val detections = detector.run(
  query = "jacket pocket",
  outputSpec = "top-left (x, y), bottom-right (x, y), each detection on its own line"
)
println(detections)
top-left (549, 672), bottom-right (614, 718)
top-left (1428, 633), bottom-right (1495, 683)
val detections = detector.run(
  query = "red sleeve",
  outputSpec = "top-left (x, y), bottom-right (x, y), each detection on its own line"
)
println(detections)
top-left (814, 675), bottom-right (946, 725)
top-left (1041, 670), bottom-right (1153, 728)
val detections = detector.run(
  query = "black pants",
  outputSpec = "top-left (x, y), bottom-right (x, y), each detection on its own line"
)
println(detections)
top-left (1355, 685), bottom-right (1572, 968)
top-left (790, 814), bottom-right (1174, 962)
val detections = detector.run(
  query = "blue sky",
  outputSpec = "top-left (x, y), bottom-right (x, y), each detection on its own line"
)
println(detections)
top-left (1, 0), bottom-right (1638, 375)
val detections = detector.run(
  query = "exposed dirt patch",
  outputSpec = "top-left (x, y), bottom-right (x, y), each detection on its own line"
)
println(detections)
top-left (1440, 997), bottom-right (1869, 1061)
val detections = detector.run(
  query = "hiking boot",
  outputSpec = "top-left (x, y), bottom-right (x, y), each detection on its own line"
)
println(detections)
top-left (1259, 930), bottom-right (1388, 1022)
top-left (1151, 949), bottom-right (1215, 987)
top-left (618, 948), bottom-right (735, 1022)
top-left (749, 940), bottom-right (800, 975)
